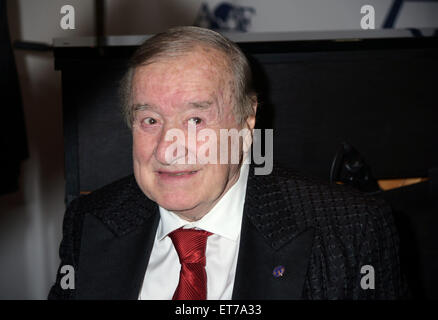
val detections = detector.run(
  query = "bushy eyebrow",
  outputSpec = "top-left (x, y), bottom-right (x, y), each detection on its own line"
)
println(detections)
top-left (133, 103), bottom-right (154, 112)
top-left (189, 101), bottom-right (213, 110)
top-left (133, 101), bottom-right (213, 112)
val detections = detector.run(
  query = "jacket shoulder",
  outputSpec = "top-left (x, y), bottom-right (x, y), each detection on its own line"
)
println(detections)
top-left (276, 166), bottom-right (388, 215)
top-left (247, 166), bottom-right (392, 234)
top-left (48, 175), bottom-right (152, 299)
top-left (70, 175), bottom-right (157, 236)
top-left (72, 175), bottom-right (140, 212)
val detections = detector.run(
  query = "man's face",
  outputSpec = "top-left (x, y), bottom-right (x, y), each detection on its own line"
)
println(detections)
top-left (131, 48), bottom-right (253, 221)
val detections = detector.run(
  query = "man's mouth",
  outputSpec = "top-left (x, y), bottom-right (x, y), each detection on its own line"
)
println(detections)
top-left (157, 170), bottom-right (199, 178)
top-left (159, 171), bottom-right (197, 176)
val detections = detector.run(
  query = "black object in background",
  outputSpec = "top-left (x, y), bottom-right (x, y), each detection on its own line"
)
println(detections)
top-left (0, 0), bottom-right (28, 196)
top-left (329, 142), bottom-right (380, 193)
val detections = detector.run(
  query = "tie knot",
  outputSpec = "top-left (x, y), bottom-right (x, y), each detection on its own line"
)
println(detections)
top-left (169, 228), bottom-right (212, 264)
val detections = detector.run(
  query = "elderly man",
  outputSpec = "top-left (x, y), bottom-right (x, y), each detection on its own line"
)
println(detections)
top-left (49, 26), bottom-right (407, 300)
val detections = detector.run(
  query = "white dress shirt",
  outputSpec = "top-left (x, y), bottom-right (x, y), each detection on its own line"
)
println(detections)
top-left (139, 163), bottom-right (250, 300)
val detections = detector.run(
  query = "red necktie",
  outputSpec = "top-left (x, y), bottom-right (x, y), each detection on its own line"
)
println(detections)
top-left (169, 227), bottom-right (212, 300)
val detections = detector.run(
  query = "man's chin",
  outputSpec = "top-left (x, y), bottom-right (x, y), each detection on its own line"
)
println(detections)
top-left (157, 197), bottom-right (200, 214)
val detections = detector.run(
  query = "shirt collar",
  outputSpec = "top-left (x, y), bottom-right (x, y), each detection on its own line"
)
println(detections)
top-left (157, 163), bottom-right (250, 242)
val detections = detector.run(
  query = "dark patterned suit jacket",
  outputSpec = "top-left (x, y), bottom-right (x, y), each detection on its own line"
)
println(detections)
top-left (48, 166), bottom-right (408, 299)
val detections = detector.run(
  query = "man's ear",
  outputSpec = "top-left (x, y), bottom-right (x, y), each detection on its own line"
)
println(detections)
top-left (245, 100), bottom-right (258, 131)
top-left (242, 100), bottom-right (257, 155)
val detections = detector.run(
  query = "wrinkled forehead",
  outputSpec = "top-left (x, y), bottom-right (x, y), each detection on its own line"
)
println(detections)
top-left (145, 44), bottom-right (231, 71)
top-left (136, 46), bottom-right (232, 82)
top-left (131, 46), bottom-right (235, 106)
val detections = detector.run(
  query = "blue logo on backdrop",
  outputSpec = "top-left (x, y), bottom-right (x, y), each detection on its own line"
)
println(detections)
top-left (195, 2), bottom-right (256, 32)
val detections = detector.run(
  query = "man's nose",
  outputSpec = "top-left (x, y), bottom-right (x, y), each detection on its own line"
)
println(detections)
top-left (154, 125), bottom-right (188, 165)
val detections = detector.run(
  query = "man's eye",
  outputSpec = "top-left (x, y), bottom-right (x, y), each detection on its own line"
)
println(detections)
top-left (143, 117), bottom-right (157, 125)
top-left (188, 117), bottom-right (202, 125)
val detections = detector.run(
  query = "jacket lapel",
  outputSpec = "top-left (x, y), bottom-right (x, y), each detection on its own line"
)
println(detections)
top-left (75, 178), bottom-right (160, 300)
top-left (232, 168), bottom-right (315, 299)
top-left (76, 211), bottom-right (159, 299)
